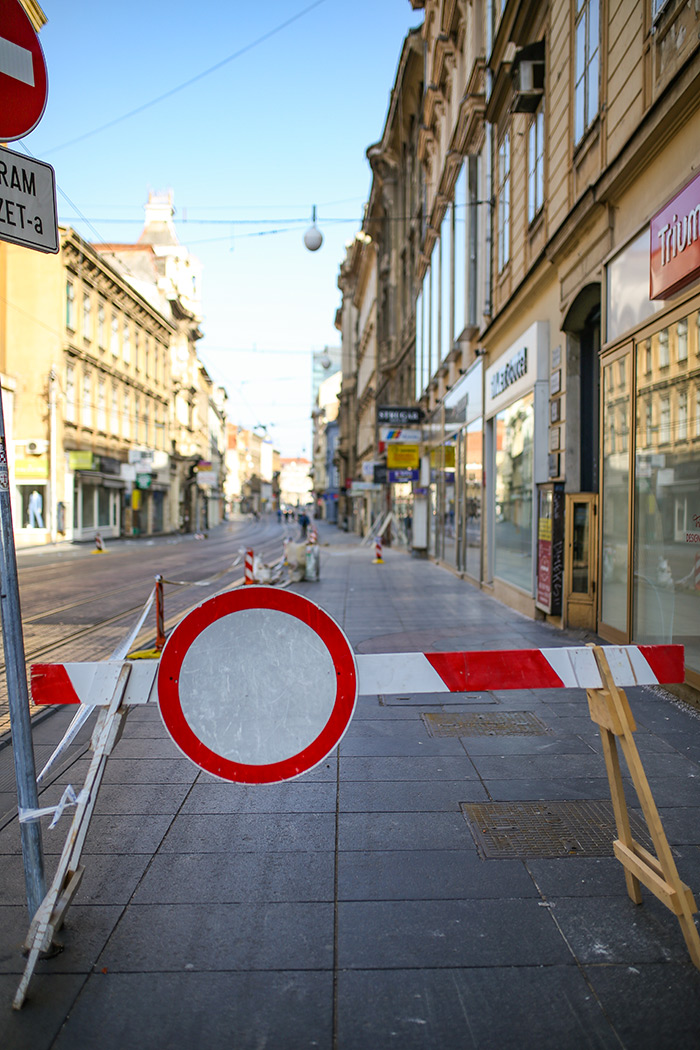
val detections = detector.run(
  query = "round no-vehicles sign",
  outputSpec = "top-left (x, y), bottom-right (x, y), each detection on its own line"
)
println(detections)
top-left (157, 587), bottom-right (357, 783)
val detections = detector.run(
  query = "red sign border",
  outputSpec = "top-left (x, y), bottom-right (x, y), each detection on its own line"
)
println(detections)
top-left (0, 0), bottom-right (49, 140)
top-left (157, 586), bottom-right (357, 783)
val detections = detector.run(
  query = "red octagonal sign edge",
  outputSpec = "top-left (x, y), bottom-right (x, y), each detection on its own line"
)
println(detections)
top-left (0, 0), bottom-right (48, 140)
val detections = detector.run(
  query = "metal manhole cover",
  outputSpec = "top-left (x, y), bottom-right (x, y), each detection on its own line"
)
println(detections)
top-left (423, 711), bottom-right (550, 737)
top-left (461, 800), bottom-right (654, 859)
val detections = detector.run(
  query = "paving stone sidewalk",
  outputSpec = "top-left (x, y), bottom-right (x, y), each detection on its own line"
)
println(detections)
top-left (1, 522), bottom-right (700, 1049)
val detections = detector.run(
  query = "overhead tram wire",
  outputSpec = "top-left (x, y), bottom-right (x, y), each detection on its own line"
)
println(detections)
top-left (40, 0), bottom-right (331, 156)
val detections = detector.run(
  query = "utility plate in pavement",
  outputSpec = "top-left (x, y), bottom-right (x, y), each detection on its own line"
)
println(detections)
top-left (461, 800), bottom-right (654, 859)
top-left (422, 711), bottom-right (550, 737)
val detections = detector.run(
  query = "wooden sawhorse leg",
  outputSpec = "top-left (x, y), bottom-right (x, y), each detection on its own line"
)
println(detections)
top-left (587, 646), bottom-right (700, 969)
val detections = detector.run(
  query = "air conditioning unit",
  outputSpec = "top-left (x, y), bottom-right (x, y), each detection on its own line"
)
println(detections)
top-left (513, 41), bottom-right (545, 114)
top-left (27, 440), bottom-right (48, 455)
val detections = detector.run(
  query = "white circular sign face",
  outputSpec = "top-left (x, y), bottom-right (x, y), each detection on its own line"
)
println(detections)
top-left (157, 587), bottom-right (358, 783)
top-left (178, 608), bottom-right (337, 765)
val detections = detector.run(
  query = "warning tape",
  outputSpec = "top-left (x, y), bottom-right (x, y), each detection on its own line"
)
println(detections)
top-left (30, 643), bottom-right (684, 709)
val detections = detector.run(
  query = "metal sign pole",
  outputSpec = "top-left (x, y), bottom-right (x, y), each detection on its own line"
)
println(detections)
top-left (0, 387), bottom-right (46, 917)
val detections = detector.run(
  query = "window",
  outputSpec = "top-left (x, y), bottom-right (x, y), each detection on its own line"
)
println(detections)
top-left (97, 301), bottom-right (106, 349)
top-left (658, 328), bottom-right (669, 368)
top-left (110, 386), bottom-right (119, 435)
top-left (134, 330), bottom-right (140, 371)
top-left (415, 288), bottom-right (424, 399)
top-left (134, 395), bottom-right (140, 441)
top-left (65, 363), bottom-right (75, 423)
top-left (123, 320), bottom-right (131, 364)
top-left (678, 390), bottom-right (688, 440)
top-left (644, 401), bottom-right (653, 448)
top-left (122, 391), bottom-right (130, 439)
top-left (82, 292), bottom-right (92, 341)
top-left (678, 319), bottom-right (688, 362)
top-left (66, 280), bottom-right (76, 330)
top-left (82, 372), bottom-right (92, 428)
top-left (143, 398), bottom-right (150, 445)
top-left (497, 131), bottom-right (511, 271)
top-left (660, 395), bottom-right (670, 443)
top-left (527, 107), bottom-right (544, 223)
top-left (453, 164), bottom-right (467, 339)
top-left (574, 0), bottom-right (600, 144)
top-left (144, 338), bottom-right (150, 378)
top-left (645, 338), bottom-right (652, 374)
top-left (111, 314), bottom-right (119, 356)
top-left (97, 378), bottom-right (106, 431)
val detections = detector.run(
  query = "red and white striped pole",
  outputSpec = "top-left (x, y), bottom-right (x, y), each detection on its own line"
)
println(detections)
top-left (373, 536), bottom-right (383, 563)
top-left (244, 549), bottom-right (254, 585)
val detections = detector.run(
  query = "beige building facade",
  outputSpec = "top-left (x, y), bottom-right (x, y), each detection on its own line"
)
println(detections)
top-left (337, 0), bottom-right (700, 692)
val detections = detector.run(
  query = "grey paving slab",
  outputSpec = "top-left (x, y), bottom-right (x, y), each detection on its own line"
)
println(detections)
top-left (339, 778), bottom-right (488, 811)
top-left (481, 778), bottom-right (614, 801)
top-left (526, 856), bottom-right (635, 898)
top-left (550, 895), bottom-right (692, 964)
top-left (339, 732), bottom-right (467, 757)
top-left (655, 807), bottom-right (700, 845)
top-left (336, 966), bottom-right (619, 1050)
top-left (339, 811), bottom-right (475, 851)
top-left (337, 849), bottom-right (537, 901)
top-left (97, 902), bottom-right (334, 971)
top-left (0, 904), bottom-right (123, 975)
top-left (36, 781), bottom-right (192, 816)
top-left (336, 898), bottom-right (572, 968)
top-left (0, 813), bottom-right (173, 856)
top-left (132, 850), bottom-right (335, 904)
top-left (582, 963), bottom-right (700, 1050)
top-left (51, 757), bottom-right (199, 785)
top-left (110, 736), bottom-right (183, 760)
top-left (159, 812), bottom-right (336, 853)
top-left (0, 974), bottom-right (87, 1050)
top-left (339, 756), bottom-right (480, 781)
top-left (180, 781), bottom-right (337, 814)
top-left (48, 971), bottom-right (333, 1050)
top-left (459, 734), bottom-right (596, 756)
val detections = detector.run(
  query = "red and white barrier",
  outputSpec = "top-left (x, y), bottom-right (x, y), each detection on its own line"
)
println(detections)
top-left (31, 643), bottom-right (684, 707)
top-left (373, 537), bottom-right (383, 563)
top-left (244, 548), bottom-right (254, 585)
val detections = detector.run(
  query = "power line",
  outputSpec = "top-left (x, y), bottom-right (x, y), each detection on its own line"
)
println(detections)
top-left (41, 0), bottom-right (330, 155)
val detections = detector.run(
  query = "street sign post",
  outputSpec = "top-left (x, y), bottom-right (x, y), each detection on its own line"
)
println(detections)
top-left (0, 0), bottom-right (48, 140)
top-left (157, 587), bottom-right (358, 783)
top-left (0, 145), bottom-right (58, 253)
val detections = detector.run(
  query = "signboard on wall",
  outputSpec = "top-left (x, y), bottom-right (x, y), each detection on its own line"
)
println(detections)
top-left (650, 169), bottom-right (700, 300)
top-left (377, 406), bottom-right (423, 425)
top-left (387, 444), bottom-right (420, 470)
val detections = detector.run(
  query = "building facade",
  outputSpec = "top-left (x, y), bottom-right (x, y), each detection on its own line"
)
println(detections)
top-left (336, 0), bottom-right (700, 693)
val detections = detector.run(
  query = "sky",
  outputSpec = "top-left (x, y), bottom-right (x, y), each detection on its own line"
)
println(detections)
top-left (18, 0), bottom-right (423, 457)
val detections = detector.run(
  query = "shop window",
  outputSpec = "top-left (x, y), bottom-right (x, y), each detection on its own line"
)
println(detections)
top-left (494, 394), bottom-right (534, 592)
top-left (497, 131), bottom-right (511, 271)
top-left (644, 400), bottom-right (652, 448)
top-left (98, 487), bottom-right (111, 527)
top-left (81, 484), bottom-right (97, 529)
top-left (601, 352), bottom-right (630, 636)
top-left (677, 319), bottom-right (688, 362)
top-left (65, 280), bottom-right (76, 330)
top-left (19, 485), bottom-right (46, 528)
top-left (574, 0), bottom-right (600, 145)
top-left (527, 107), bottom-right (544, 223)
top-left (658, 327), bottom-right (669, 368)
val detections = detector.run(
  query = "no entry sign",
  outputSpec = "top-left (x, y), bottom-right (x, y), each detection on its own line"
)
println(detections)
top-left (157, 586), bottom-right (358, 783)
top-left (0, 0), bottom-right (48, 140)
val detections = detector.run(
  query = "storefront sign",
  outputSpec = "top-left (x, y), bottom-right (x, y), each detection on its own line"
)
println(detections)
top-left (430, 446), bottom-right (456, 468)
top-left (490, 346), bottom-right (528, 401)
top-left (361, 461), bottom-right (379, 479)
top-left (136, 473), bottom-right (152, 489)
top-left (650, 169), bottom-right (700, 299)
top-left (387, 444), bottom-right (420, 470)
top-left (388, 469), bottom-right (419, 483)
top-left (377, 405), bottom-right (423, 425)
top-left (68, 450), bottom-right (95, 470)
top-left (14, 456), bottom-right (48, 479)
top-left (378, 426), bottom-right (422, 443)
top-left (350, 481), bottom-right (382, 492)
top-left (373, 464), bottom-right (388, 484)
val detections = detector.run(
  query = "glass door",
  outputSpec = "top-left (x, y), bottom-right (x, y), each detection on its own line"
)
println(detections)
top-left (599, 345), bottom-right (632, 642)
